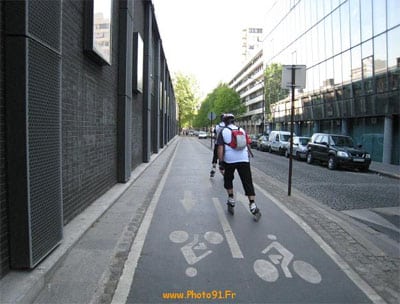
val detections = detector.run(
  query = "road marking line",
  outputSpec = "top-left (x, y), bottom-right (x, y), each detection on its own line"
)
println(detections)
top-left (254, 183), bottom-right (387, 304)
top-left (212, 197), bottom-right (244, 259)
top-left (111, 141), bottom-right (180, 304)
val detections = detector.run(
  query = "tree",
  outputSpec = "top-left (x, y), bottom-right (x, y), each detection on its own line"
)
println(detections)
top-left (264, 63), bottom-right (290, 117)
top-left (193, 84), bottom-right (245, 128)
top-left (173, 73), bottom-right (200, 129)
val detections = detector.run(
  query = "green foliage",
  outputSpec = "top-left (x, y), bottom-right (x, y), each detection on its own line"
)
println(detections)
top-left (173, 73), bottom-right (200, 128)
top-left (264, 63), bottom-right (290, 115)
top-left (193, 84), bottom-right (245, 128)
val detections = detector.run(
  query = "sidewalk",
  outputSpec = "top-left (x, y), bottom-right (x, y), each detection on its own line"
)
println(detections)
top-left (369, 161), bottom-right (400, 180)
top-left (0, 137), bottom-right (399, 304)
top-left (0, 138), bottom-right (180, 304)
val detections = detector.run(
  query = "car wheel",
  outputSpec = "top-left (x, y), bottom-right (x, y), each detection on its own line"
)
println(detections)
top-left (306, 152), bottom-right (313, 164)
top-left (268, 146), bottom-right (272, 153)
top-left (285, 150), bottom-right (289, 158)
top-left (295, 151), bottom-right (300, 160)
top-left (328, 155), bottom-right (337, 170)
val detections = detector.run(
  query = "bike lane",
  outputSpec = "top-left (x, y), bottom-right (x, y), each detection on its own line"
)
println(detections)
top-left (114, 137), bottom-right (376, 303)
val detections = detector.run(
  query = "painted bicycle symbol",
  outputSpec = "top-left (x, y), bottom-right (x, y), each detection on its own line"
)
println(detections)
top-left (253, 234), bottom-right (322, 284)
top-left (169, 230), bottom-right (224, 277)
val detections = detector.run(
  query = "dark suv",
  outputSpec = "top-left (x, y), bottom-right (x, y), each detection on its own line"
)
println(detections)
top-left (306, 133), bottom-right (371, 171)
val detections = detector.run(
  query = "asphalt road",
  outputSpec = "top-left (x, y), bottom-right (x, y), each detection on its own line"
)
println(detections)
top-left (113, 137), bottom-right (378, 303)
top-left (248, 147), bottom-right (399, 211)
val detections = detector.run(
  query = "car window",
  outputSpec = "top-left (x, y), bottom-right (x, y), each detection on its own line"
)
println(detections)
top-left (299, 138), bottom-right (309, 145)
top-left (320, 135), bottom-right (329, 144)
top-left (282, 134), bottom-right (291, 141)
top-left (332, 136), bottom-right (354, 147)
top-left (314, 135), bottom-right (322, 143)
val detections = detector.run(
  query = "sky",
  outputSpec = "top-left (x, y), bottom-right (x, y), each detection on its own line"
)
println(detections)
top-left (152, 0), bottom-right (273, 98)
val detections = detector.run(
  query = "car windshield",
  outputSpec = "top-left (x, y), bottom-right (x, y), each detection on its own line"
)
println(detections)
top-left (331, 136), bottom-right (354, 147)
top-left (299, 138), bottom-right (310, 145)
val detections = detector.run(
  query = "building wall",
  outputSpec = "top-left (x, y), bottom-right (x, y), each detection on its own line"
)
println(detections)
top-left (0, 0), bottom-right (9, 278)
top-left (264, 0), bottom-right (400, 164)
top-left (61, 0), bottom-right (119, 223)
top-left (132, 0), bottom-right (146, 169)
top-left (0, 0), bottom-right (177, 278)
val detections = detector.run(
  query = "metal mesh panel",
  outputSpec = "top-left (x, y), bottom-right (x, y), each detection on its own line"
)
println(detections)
top-left (28, 39), bottom-right (62, 265)
top-left (28, 0), bottom-right (61, 51)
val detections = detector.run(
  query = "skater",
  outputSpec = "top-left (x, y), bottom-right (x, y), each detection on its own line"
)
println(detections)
top-left (217, 113), bottom-right (261, 221)
top-left (210, 114), bottom-right (225, 177)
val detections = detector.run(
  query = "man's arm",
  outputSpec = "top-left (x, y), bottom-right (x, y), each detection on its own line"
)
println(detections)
top-left (218, 145), bottom-right (224, 162)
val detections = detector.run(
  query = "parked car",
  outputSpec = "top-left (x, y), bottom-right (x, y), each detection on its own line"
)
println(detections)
top-left (306, 133), bottom-right (371, 171)
top-left (198, 131), bottom-right (207, 139)
top-left (269, 130), bottom-right (294, 155)
top-left (284, 136), bottom-right (310, 160)
top-left (257, 135), bottom-right (269, 151)
top-left (249, 134), bottom-right (259, 148)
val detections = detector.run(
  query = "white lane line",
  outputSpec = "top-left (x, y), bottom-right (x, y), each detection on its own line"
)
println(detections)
top-left (212, 198), bottom-right (244, 259)
top-left (253, 183), bottom-right (387, 304)
top-left (111, 142), bottom-right (179, 304)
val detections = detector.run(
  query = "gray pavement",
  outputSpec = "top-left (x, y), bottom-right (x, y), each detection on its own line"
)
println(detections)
top-left (0, 136), bottom-right (399, 304)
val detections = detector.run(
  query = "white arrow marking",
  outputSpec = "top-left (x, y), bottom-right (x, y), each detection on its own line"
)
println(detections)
top-left (180, 190), bottom-right (196, 212)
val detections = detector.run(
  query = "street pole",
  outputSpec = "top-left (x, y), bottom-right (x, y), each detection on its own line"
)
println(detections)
top-left (288, 65), bottom-right (295, 196)
top-left (210, 117), bottom-right (213, 149)
top-left (282, 64), bottom-right (306, 197)
top-left (262, 76), bottom-right (265, 134)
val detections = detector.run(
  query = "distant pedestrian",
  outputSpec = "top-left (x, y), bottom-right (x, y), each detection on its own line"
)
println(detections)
top-left (210, 114), bottom-right (225, 177)
top-left (217, 113), bottom-right (261, 221)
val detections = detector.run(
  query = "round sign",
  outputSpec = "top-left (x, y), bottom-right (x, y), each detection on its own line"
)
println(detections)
top-left (207, 112), bottom-right (216, 121)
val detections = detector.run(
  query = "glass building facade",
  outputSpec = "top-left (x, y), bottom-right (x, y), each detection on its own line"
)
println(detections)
top-left (263, 0), bottom-right (399, 164)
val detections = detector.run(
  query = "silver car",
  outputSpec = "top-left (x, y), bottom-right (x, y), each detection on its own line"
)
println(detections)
top-left (285, 136), bottom-right (310, 160)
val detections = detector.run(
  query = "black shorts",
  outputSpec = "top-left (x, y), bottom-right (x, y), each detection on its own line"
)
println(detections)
top-left (223, 162), bottom-right (255, 196)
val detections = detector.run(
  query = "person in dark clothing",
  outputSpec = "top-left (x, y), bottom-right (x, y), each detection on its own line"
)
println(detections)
top-left (210, 114), bottom-right (225, 177)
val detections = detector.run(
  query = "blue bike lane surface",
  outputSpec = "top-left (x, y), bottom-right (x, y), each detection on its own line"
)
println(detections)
top-left (113, 137), bottom-right (374, 304)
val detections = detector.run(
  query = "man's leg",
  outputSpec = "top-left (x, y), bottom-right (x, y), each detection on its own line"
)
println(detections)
top-left (223, 163), bottom-right (236, 214)
top-left (210, 145), bottom-right (218, 177)
top-left (237, 163), bottom-right (259, 215)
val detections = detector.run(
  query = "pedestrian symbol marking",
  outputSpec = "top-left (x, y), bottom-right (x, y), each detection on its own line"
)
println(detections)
top-left (169, 230), bottom-right (224, 277)
top-left (180, 190), bottom-right (196, 212)
top-left (253, 234), bottom-right (322, 284)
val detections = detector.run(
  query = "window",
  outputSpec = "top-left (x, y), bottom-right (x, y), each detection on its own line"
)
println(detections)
top-left (388, 26), bottom-right (400, 71)
top-left (342, 50), bottom-right (352, 84)
top-left (334, 54), bottom-right (343, 85)
top-left (332, 8), bottom-right (342, 55)
top-left (84, 0), bottom-right (112, 65)
top-left (387, 0), bottom-right (400, 29)
top-left (374, 33), bottom-right (387, 75)
top-left (340, 1), bottom-right (351, 51)
top-left (361, 0), bottom-right (373, 41)
top-left (373, 0), bottom-right (386, 36)
top-left (350, 0), bottom-right (361, 47)
top-left (351, 45), bottom-right (362, 81)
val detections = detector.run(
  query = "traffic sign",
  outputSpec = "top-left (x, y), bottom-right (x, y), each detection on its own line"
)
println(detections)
top-left (207, 112), bottom-right (216, 121)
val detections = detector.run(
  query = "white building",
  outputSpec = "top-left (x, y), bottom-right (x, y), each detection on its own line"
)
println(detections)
top-left (241, 27), bottom-right (263, 63)
top-left (229, 49), bottom-right (265, 135)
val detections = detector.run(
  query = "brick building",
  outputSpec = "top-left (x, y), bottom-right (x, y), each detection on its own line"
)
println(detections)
top-left (0, 0), bottom-right (177, 278)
